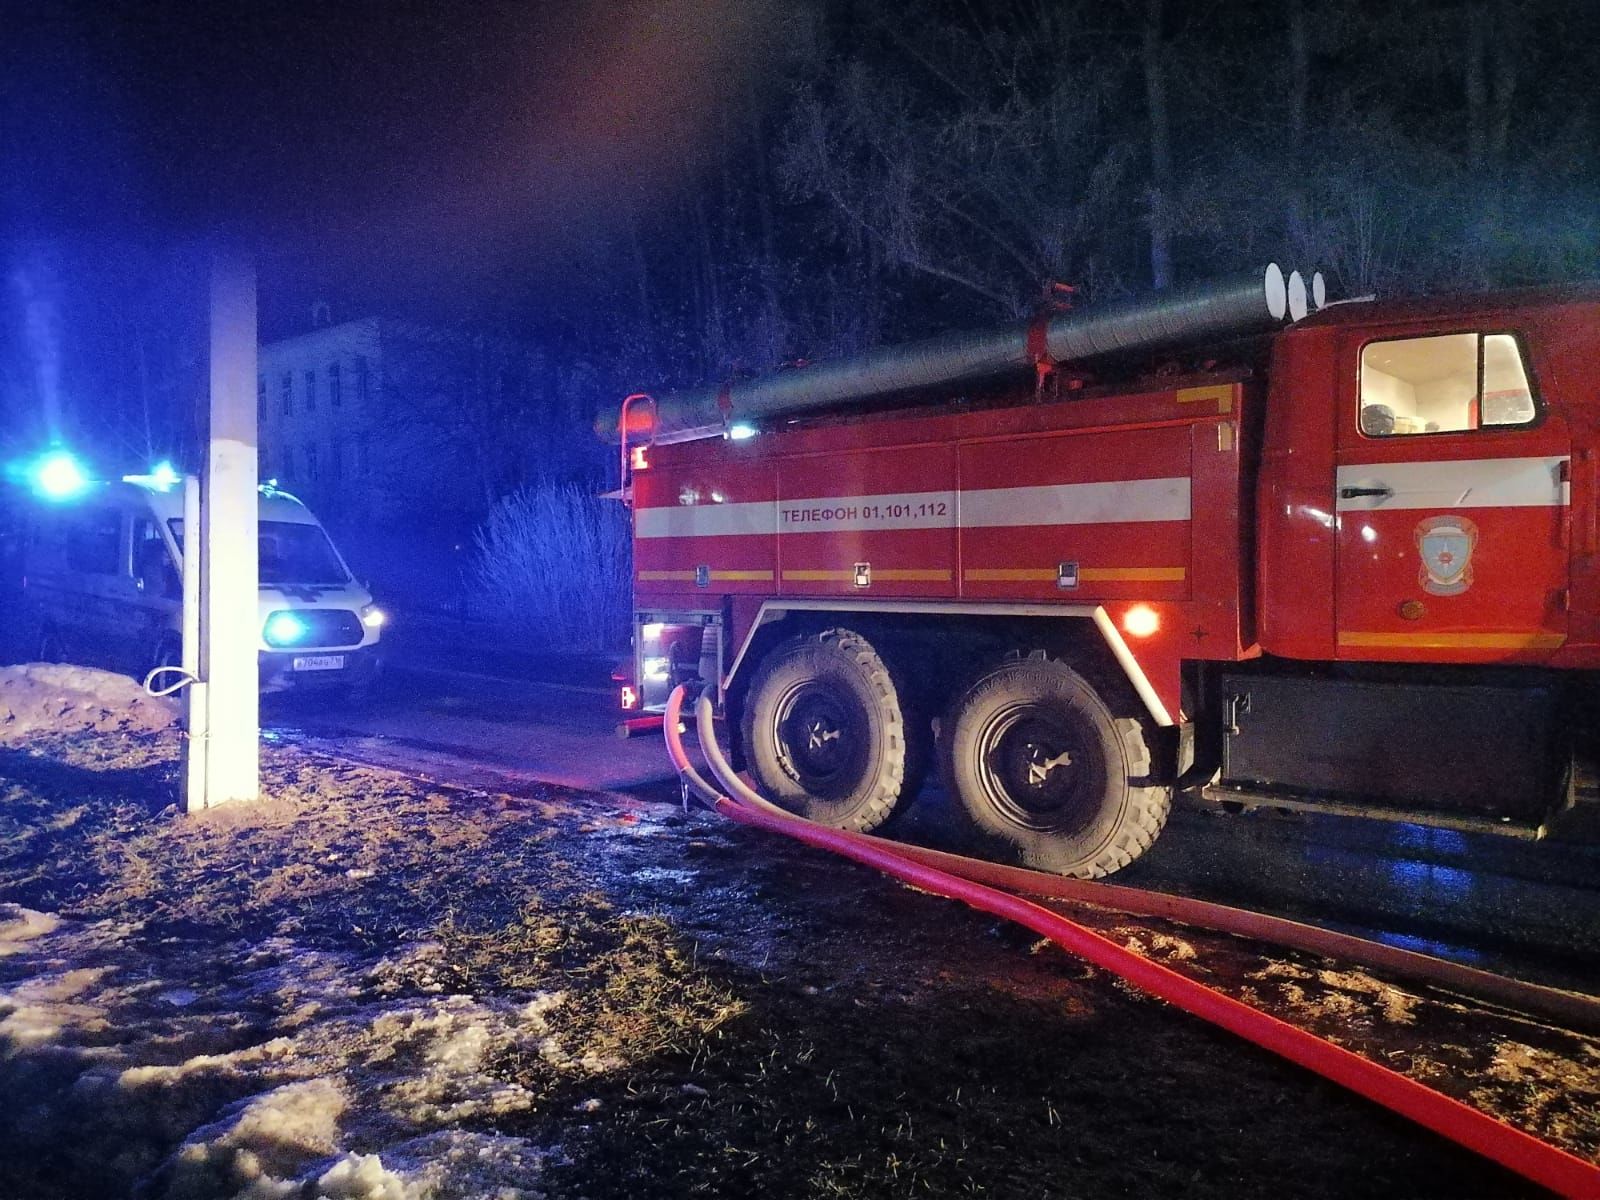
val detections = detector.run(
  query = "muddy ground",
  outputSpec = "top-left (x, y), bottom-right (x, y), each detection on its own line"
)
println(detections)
top-left (0, 725), bottom-right (1595, 1198)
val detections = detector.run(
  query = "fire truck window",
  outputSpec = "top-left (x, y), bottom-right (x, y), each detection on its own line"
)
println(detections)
top-left (1360, 334), bottom-right (1478, 436)
top-left (1481, 334), bottom-right (1536, 426)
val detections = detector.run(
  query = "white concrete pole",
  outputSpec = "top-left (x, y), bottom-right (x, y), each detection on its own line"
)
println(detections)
top-left (191, 250), bottom-right (260, 808)
top-left (180, 473), bottom-right (208, 813)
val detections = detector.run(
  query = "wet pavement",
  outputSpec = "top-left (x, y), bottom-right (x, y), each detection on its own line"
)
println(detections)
top-left (262, 636), bottom-right (1600, 997)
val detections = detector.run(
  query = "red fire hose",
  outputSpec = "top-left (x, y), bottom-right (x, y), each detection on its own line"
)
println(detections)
top-left (663, 686), bottom-right (1600, 1199)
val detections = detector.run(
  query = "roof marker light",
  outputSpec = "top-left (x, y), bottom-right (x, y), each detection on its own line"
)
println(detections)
top-left (123, 460), bottom-right (182, 491)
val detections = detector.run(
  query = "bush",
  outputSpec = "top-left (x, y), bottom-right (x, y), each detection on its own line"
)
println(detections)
top-left (471, 483), bottom-right (632, 651)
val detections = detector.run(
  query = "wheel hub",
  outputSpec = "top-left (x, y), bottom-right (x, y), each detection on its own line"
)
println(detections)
top-left (773, 683), bottom-right (866, 799)
top-left (979, 708), bottom-right (1100, 833)
top-left (1022, 742), bottom-right (1073, 787)
top-left (805, 718), bottom-right (842, 753)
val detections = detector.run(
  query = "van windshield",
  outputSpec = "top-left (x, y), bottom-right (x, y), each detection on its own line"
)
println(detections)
top-left (168, 519), bottom-right (350, 586)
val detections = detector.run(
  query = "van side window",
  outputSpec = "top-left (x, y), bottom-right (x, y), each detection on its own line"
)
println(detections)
top-left (66, 509), bottom-right (121, 575)
top-left (134, 519), bottom-right (180, 598)
top-left (1359, 332), bottom-right (1536, 436)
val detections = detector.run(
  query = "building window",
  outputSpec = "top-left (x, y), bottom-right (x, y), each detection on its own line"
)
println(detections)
top-left (259, 445), bottom-right (270, 477)
top-left (282, 446), bottom-right (295, 478)
top-left (258, 374), bottom-right (267, 419)
top-left (281, 373), bottom-right (293, 417)
top-left (328, 362), bottom-right (341, 407)
top-left (304, 370), bottom-right (317, 412)
top-left (355, 356), bottom-right (370, 405)
top-left (305, 444), bottom-right (319, 481)
top-left (355, 434), bottom-right (370, 475)
top-left (329, 438), bottom-right (343, 480)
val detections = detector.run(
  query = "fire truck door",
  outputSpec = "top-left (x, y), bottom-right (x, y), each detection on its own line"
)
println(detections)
top-left (1333, 330), bottom-right (1569, 662)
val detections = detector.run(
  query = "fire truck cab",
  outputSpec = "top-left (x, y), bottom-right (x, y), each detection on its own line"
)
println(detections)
top-left (617, 278), bottom-right (1600, 877)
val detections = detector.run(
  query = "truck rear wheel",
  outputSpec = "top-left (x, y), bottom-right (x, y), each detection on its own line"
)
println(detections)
top-left (940, 652), bottom-right (1169, 878)
top-left (741, 628), bottom-right (919, 832)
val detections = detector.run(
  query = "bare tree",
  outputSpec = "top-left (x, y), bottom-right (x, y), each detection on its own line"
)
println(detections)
top-left (1141, 0), bottom-right (1175, 289)
top-left (778, 3), bottom-right (1135, 316)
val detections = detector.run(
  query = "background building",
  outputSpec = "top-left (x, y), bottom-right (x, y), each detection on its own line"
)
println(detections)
top-left (261, 316), bottom-right (428, 526)
top-left (258, 311), bottom-right (594, 611)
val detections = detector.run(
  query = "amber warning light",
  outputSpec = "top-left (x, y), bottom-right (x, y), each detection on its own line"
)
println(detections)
top-left (1121, 604), bottom-right (1161, 638)
top-left (620, 685), bottom-right (640, 710)
top-left (630, 445), bottom-right (650, 471)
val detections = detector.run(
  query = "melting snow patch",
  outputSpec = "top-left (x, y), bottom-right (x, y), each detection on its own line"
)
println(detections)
top-left (632, 866), bottom-right (698, 887)
top-left (0, 905), bottom-right (61, 956)
top-left (164, 1078), bottom-right (348, 1198)
top-left (378, 1129), bottom-right (558, 1199)
top-left (521, 991), bottom-right (565, 1034)
top-left (368, 942), bottom-right (450, 996)
top-left (0, 966), bottom-right (110, 1049)
top-left (316, 1152), bottom-right (408, 1200)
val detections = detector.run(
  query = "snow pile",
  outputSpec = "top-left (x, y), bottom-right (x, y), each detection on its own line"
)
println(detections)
top-left (148, 1019), bottom-right (558, 1198)
top-left (0, 663), bottom-right (179, 741)
top-left (0, 904), bottom-right (61, 956)
top-left (368, 997), bottom-right (542, 1125)
top-left (374, 1130), bottom-right (556, 1199)
top-left (164, 1078), bottom-right (349, 1198)
top-left (0, 964), bottom-right (110, 1049)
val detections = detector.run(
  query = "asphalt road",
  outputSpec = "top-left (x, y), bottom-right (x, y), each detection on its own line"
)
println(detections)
top-left (257, 628), bottom-right (1600, 996)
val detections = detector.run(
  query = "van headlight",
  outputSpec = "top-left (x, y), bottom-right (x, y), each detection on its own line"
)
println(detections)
top-left (360, 604), bottom-right (386, 629)
top-left (264, 611), bottom-right (309, 647)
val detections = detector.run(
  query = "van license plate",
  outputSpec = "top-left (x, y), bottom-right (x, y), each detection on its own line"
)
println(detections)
top-left (292, 655), bottom-right (345, 672)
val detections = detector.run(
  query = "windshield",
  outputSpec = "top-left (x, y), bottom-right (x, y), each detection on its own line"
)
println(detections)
top-left (169, 519), bottom-right (350, 586)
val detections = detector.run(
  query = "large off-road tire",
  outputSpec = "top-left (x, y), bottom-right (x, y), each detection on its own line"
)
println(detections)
top-left (741, 628), bottom-right (921, 832)
top-left (940, 652), bottom-right (1170, 878)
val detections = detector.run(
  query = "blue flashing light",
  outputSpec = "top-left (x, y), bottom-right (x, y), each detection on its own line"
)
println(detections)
top-left (264, 611), bottom-right (309, 647)
top-left (31, 449), bottom-right (91, 501)
top-left (727, 422), bottom-right (758, 441)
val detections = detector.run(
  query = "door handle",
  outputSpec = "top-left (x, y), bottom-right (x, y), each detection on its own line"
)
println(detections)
top-left (1339, 485), bottom-right (1394, 500)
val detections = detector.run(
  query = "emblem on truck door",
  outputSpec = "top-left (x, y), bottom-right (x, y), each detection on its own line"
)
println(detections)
top-left (1414, 515), bottom-right (1478, 596)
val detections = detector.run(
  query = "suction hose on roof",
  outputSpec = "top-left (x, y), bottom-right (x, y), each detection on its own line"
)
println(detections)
top-left (663, 685), bottom-right (1600, 1199)
top-left (605, 267), bottom-right (1291, 444)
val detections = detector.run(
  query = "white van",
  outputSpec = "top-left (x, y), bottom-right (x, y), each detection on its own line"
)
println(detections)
top-left (20, 479), bottom-right (384, 693)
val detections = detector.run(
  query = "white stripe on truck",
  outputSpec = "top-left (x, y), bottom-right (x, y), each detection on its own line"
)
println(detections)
top-left (1335, 455), bottom-right (1569, 511)
top-left (635, 477), bottom-right (1192, 539)
top-left (960, 476), bottom-right (1191, 528)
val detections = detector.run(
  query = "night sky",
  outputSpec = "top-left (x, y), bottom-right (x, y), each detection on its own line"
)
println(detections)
top-left (3, 0), bottom-right (785, 331)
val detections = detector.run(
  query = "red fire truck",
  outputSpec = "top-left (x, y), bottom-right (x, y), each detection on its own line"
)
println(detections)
top-left (608, 267), bottom-right (1600, 877)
